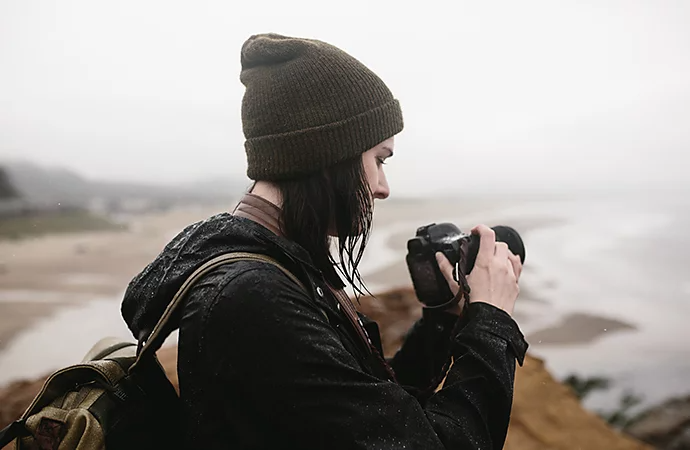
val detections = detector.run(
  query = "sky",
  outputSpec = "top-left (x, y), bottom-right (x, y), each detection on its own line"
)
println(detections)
top-left (1, 0), bottom-right (689, 196)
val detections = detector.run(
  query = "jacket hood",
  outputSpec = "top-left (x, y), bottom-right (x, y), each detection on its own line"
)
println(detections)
top-left (121, 213), bottom-right (315, 340)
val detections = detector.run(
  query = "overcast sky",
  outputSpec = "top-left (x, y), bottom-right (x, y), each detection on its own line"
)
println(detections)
top-left (1, 0), bottom-right (688, 196)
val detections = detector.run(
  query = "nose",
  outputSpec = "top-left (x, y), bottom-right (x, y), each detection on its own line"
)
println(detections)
top-left (374, 172), bottom-right (390, 200)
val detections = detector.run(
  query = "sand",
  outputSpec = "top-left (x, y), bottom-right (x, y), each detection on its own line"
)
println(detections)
top-left (0, 204), bottom-right (228, 350)
top-left (0, 199), bottom-right (637, 385)
top-left (526, 313), bottom-right (636, 345)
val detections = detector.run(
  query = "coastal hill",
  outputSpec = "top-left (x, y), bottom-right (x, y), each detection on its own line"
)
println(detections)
top-left (0, 160), bottom-right (249, 211)
top-left (0, 160), bottom-right (249, 239)
top-left (0, 168), bottom-right (19, 200)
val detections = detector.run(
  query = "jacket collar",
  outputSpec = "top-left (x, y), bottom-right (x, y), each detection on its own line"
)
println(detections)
top-left (233, 193), bottom-right (283, 237)
top-left (232, 193), bottom-right (322, 274)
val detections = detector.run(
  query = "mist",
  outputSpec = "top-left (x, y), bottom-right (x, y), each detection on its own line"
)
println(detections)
top-left (1, 0), bottom-right (688, 197)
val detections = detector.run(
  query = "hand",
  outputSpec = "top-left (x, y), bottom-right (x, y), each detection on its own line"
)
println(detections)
top-left (436, 224), bottom-right (522, 316)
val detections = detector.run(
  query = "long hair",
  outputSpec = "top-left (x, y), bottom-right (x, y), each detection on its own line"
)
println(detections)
top-left (275, 156), bottom-right (373, 297)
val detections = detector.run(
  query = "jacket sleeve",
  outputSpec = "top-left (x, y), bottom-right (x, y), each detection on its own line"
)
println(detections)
top-left (388, 308), bottom-right (462, 392)
top-left (203, 265), bottom-right (528, 450)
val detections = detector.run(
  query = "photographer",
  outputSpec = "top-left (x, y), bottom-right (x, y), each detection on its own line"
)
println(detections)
top-left (121, 33), bottom-right (527, 450)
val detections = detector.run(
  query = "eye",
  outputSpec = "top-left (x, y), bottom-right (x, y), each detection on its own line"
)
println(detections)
top-left (376, 157), bottom-right (387, 166)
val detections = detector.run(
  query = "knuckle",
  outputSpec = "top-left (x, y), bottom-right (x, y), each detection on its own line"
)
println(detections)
top-left (476, 261), bottom-right (490, 270)
top-left (476, 224), bottom-right (492, 236)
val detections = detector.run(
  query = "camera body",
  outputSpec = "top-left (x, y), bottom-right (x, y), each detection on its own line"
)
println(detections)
top-left (405, 223), bottom-right (471, 307)
top-left (405, 223), bottom-right (525, 307)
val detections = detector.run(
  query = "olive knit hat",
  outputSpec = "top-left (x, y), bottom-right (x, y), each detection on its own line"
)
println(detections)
top-left (240, 33), bottom-right (404, 181)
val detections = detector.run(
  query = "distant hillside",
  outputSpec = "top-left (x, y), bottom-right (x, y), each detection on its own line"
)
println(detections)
top-left (1, 160), bottom-right (249, 208)
top-left (0, 167), bottom-right (19, 200)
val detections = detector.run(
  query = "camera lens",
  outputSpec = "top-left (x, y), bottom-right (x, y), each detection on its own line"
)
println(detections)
top-left (465, 226), bottom-right (526, 274)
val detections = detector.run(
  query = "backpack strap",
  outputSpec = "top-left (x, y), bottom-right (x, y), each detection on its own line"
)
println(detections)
top-left (130, 252), bottom-right (306, 373)
top-left (0, 419), bottom-right (30, 448)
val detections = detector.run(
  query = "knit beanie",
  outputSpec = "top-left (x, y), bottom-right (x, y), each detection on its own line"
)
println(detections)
top-left (240, 33), bottom-right (404, 181)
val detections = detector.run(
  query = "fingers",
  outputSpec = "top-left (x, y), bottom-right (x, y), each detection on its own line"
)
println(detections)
top-left (496, 242), bottom-right (521, 280)
top-left (436, 252), bottom-right (461, 297)
top-left (494, 241), bottom-right (509, 256)
top-left (507, 252), bottom-right (522, 280)
top-left (474, 227), bottom-right (522, 280)
top-left (472, 224), bottom-right (496, 267)
top-left (435, 252), bottom-right (455, 285)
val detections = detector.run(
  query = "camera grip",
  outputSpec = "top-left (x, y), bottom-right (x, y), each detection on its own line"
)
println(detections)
top-left (405, 252), bottom-right (455, 307)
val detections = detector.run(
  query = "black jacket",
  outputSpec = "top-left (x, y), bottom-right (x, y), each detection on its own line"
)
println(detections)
top-left (121, 213), bottom-right (528, 449)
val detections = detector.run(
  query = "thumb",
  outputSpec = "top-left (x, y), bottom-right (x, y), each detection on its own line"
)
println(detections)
top-left (435, 252), bottom-right (455, 285)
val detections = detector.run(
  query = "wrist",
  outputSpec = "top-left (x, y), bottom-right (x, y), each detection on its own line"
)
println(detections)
top-left (468, 299), bottom-right (513, 316)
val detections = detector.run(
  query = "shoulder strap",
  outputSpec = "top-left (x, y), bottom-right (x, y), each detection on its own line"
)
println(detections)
top-left (130, 252), bottom-right (306, 372)
top-left (0, 420), bottom-right (30, 448)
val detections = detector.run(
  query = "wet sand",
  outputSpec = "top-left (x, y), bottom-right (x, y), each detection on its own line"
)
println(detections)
top-left (526, 313), bottom-right (636, 345)
top-left (0, 199), bottom-right (637, 385)
top-left (0, 204), bottom-right (229, 350)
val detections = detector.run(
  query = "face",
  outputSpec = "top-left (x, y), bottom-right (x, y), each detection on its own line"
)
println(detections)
top-left (362, 137), bottom-right (394, 201)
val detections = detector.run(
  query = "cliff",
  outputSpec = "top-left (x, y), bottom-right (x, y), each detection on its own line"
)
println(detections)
top-left (0, 287), bottom-right (652, 449)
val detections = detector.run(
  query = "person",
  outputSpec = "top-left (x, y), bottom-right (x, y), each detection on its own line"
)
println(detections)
top-left (121, 33), bottom-right (527, 450)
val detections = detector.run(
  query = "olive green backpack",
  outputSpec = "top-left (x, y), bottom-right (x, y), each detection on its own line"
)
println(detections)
top-left (0, 252), bottom-right (304, 450)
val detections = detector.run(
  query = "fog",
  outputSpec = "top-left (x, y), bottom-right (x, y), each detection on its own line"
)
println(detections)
top-left (1, 0), bottom-right (688, 196)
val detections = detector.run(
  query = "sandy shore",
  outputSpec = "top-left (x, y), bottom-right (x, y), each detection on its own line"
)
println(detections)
top-left (0, 204), bottom-right (228, 350)
top-left (0, 199), bottom-right (637, 386)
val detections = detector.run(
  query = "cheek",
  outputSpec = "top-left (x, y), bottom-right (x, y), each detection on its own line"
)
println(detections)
top-left (378, 167), bottom-right (388, 186)
top-left (364, 161), bottom-right (379, 192)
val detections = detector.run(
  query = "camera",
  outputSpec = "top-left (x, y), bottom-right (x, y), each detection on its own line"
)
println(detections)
top-left (405, 223), bottom-right (526, 308)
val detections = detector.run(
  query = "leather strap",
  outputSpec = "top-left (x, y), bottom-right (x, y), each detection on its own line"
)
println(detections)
top-left (233, 193), bottom-right (283, 236)
top-left (328, 286), bottom-right (373, 352)
top-left (0, 420), bottom-right (30, 448)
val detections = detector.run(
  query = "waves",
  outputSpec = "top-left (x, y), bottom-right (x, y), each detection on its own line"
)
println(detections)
top-left (1, 195), bottom-right (687, 409)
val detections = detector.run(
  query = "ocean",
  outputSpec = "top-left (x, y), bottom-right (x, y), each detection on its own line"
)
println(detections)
top-left (356, 192), bottom-right (690, 411)
top-left (1, 192), bottom-right (688, 413)
top-left (515, 194), bottom-right (690, 412)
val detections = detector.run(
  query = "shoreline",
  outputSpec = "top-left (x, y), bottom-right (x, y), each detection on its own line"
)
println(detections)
top-left (0, 204), bottom-right (227, 326)
top-left (0, 200), bottom-right (645, 389)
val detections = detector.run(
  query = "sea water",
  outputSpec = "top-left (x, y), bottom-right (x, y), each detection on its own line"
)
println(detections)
top-left (1, 193), bottom-right (688, 412)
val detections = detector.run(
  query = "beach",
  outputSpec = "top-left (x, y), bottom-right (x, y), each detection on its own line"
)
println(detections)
top-left (0, 194), bottom-right (688, 412)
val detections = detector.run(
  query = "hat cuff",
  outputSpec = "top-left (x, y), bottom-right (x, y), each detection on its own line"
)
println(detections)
top-left (245, 99), bottom-right (403, 181)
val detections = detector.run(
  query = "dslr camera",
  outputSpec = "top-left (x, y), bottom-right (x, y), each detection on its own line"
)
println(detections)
top-left (405, 223), bottom-right (525, 308)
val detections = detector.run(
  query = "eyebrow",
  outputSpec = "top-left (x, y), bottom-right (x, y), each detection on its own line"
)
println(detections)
top-left (382, 146), bottom-right (394, 157)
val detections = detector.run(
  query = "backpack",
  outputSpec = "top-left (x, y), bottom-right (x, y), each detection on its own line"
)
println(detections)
top-left (0, 252), bottom-right (305, 450)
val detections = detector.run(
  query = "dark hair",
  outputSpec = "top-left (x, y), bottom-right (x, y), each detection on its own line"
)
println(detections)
top-left (275, 156), bottom-right (373, 297)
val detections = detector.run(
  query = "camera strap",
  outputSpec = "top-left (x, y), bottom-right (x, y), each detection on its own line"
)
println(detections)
top-left (328, 285), bottom-right (398, 383)
top-left (425, 261), bottom-right (473, 312)
top-left (452, 260), bottom-right (472, 310)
